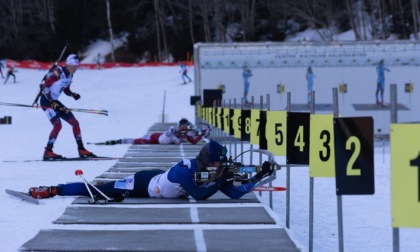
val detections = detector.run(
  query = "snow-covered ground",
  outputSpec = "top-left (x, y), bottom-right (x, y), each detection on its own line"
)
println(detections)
top-left (1, 65), bottom-right (419, 252)
top-left (1, 36), bottom-right (420, 251)
top-left (0, 65), bottom-right (196, 251)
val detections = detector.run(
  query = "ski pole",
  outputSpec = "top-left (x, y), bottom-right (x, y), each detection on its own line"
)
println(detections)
top-left (32, 42), bottom-right (69, 107)
top-left (0, 101), bottom-right (108, 116)
top-left (75, 169), bottom-right (112, 203)
top-left (162, 90), bottom-right (166, 123)
top-left (75, 169), bottom-right (96, 203)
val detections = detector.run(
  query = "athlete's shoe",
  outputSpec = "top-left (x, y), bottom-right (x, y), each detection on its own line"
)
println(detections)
top-left (78, 148), bottom-right (97, 158)
top-left (29, 186), bottom-right (58, 199)
top-left (43, 148), bottom-right (63, 160)
top-left (105, 139), bottom-right (121, 145)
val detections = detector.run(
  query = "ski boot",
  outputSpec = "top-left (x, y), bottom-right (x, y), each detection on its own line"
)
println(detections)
top-left (77, 140), bottom-right (97, 158)
top-left (105, 139), bottom-right (121, 145)
top-left (43, 144), bottom-right (63, 160)
top-left (78, 147), bottom-right (97, 158)
top-left (29, 186), bottom-right (58, 199)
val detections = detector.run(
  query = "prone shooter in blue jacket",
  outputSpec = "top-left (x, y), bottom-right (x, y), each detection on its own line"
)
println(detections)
top-left (29, 140), bottom-right (274, 201)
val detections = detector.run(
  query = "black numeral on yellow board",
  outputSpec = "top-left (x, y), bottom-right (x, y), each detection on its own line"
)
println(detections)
top-left (319, 130), bottom-right (330, 162)
top-left (410, 152), bottom-right (420, 202)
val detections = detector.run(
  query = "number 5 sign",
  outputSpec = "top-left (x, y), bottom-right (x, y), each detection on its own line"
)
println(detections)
top-left (391, 123), bottom-right (420, 228)
top-left (334, 117), bottom-right (374, 195)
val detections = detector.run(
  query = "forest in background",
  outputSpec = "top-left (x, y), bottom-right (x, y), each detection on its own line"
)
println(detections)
top-left (1, 0), bottom-right (419, 62)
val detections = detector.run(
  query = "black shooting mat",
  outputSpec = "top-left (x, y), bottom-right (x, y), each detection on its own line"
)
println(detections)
top-left (124, 152), bottom-right (197, 157)
top-left (20, 228), bottom-right (298, 252)
top-left (286, 103), bottom-right (333, 111)
top-left (112, 162), bottom-right (176, 168)
top-left (95, 172), bottom-right (136, 179)
top-left (117, 157), bottom-right (184, 162)
top-left (105, 166), bottom-right (170, 173)
top-left (128, 144), bottom-right (204, 151)
top-left (53, 206), bottom-right (274, 224)
top-left (352, 103), bottom-right (409, 111)
top-left (72, 191), bottom-right (260, 205)
top-left (204, 228), bottom-right (299, 252)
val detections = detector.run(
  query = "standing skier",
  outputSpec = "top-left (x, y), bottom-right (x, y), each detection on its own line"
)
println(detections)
top-left (242, 65), bottom-right (252, 105)
top-left (41, 54), bottom-right (95, 160)
top-left (375, 59), bottom-right (390, 106)
top-left (4, 64), bottom-right (16, 84)
top-left (94, 53), bottom-right (102, 69)
top-left (0, 61), bottom-right (4, 78)
top-left (306, 66), bottom-right (315, 105)
top-left (180, 62), bottom-right (192, 84)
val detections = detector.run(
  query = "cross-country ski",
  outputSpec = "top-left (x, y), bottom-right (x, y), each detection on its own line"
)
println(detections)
top-left (3, 156), bottom-right (121, 163)
top-left (5, 189), bottom-right (40, 205)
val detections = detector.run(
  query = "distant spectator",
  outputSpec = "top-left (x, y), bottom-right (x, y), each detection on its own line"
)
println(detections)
top-left (242, 65), bottom-right (252, 106)
top-left (4, 65), bottom-right (16, 84)
top-left (94, 53), bottom-right (102, 69)
top-left (376, 59), bottom-right (390, 107)
top-left (0, 61), bottom-right (4, 78)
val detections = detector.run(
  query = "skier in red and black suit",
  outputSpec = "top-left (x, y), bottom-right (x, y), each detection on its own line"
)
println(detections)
top-left (40, 54), bottom-right (95, 160)
top-left (4, 64), bottom-right (16, 84)
top-left (102, 118), bottom-right (209, 145)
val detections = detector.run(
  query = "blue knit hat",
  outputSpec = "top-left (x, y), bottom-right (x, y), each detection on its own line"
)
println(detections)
top-left (195, 140), bottom-right (227, 172)
top-left (208, 140), bottom-right (227, 162)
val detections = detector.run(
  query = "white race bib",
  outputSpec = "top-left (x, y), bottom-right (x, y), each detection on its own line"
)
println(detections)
top-left (114, 175), bottom-right (135, 190)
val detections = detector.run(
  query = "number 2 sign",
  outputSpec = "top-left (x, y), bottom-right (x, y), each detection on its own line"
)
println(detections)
top-left (334, 117), bottom-right (374, 195)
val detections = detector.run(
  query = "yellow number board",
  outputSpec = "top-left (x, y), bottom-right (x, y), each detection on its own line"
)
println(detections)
top-left (391, 123), bottom-right (420, 228)
top-left (250, 109), bottom-right (260, 145)
top-left (266, 111), bottom-right (287, 156)
top-left (310, 114), bottom-right (335, 177)
top-left (233, 109), bottom-right (242, 139)
top-left (223, 108), bottom-right (230, 134)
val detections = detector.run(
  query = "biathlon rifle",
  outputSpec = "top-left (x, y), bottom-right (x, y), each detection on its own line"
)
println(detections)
top-left (32, 41), bottom-right (69, 107)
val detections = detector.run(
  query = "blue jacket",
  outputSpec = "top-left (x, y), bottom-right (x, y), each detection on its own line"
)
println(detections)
top-left (376, 64), bottom-right (390, 84)
top-left (167, 159), bottom-right (253, 200)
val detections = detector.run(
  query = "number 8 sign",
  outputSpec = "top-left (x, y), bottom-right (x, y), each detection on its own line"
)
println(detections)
top-left (334, 117), bottom-right (374, 195)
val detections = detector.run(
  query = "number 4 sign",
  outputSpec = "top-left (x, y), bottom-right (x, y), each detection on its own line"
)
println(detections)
top-left (334, 117), bottom-right (374, 195)
top-left (287, 112), bottom-right (310, 164)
